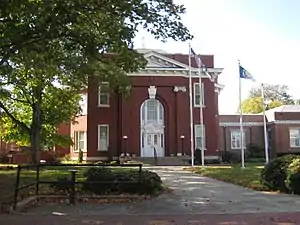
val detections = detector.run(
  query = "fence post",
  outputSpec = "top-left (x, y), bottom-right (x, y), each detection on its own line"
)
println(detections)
top-left (13, 165), bottom-right (21, 211)
top-left (36, 164), bottom-right (40, 195)
top-left (69, 170), bottom-right (78, 205)
top-left (138, 164), bottom-right (142, 184)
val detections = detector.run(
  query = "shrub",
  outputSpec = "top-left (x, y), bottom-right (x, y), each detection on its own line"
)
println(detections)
top-left (221, 151), bottom-right (243, 164)
top-left (221, 151), bottom-right (232, 163)
top-left (193, 149), bottom-right (221, 164)
top-left (286, 158), bottom-right (300, 194)
top-left (51, 176), bottom-right (72, 193)
top-left (61, 154), bottom-right (72, 162)
top-left (277, 152), bottom-right (300, 157)
top-left (261, 154), bottom-right (299, 192)
top-left (247, 143), bottom-right (265, 159)
top-left (246, 158), bottom-right (265, 163)
top-left (78, 149), bottom-right (83, 163)
top-left (82, 167), bottom-right (163, 195)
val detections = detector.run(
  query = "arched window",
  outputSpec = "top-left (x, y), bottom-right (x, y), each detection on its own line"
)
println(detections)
top-left (141, 99), bottom-right (164, 124)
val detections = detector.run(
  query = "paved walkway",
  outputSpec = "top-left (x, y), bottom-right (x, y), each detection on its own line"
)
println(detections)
top-left (2, 166), bottom-right (300, 224)
top-left (2, 212), bottom-right (300, 224)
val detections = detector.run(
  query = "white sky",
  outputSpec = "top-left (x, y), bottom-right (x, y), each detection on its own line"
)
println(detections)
top-left (133, 0), bottom-right (300, 114)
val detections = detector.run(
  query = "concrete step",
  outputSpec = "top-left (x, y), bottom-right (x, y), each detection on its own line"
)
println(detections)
top-left (129, 156), bottom-right (191, 166)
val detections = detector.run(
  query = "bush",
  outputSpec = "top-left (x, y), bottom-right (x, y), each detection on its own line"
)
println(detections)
top-left (246, 158), bottom-right (265, 163)
top-left (247, 143), bottom-right (265, 159)
top-left (277, 152), bottom-right (300, 157)
top-left (286, 158), bottom-right (300, 194)
top-left (221, 151), bottom-right (243, 164)
top-left (82, 167), bottom-right (163, 195)
top-left (193, 149), bottom-right (221, 164)
top-left (261, 154), bottom-right (299, 192)
top-left (51, 176), bottom-right (72, 193)
top-left (78, 149), bottom-right (83, 163)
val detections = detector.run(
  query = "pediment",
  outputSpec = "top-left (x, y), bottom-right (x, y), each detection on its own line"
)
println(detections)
top-left (144, 51), bottom-right (189, 69)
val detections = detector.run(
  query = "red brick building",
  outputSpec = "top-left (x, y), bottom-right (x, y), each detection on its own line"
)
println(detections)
top-left (69, 49), bottom-right (224, 161)
top-left (219, 105), bottom-right (300, 158)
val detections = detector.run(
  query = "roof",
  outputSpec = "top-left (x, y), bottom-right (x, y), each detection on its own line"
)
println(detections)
top-left (263, 105), bottom-right (300, 121)
top-left (136, 48), bottom-right (214, 68)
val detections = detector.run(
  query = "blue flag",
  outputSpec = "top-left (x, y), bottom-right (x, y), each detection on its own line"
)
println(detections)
top-left (239, 65), bottom-right (255, 81)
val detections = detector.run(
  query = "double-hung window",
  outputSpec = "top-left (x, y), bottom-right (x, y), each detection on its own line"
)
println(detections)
top-left (74, 131), bottom-right (86, 151)
top-left (98, 125), bottom-right (109, 151)
top-left (194, 82), bottom-right (204, 107)
top-left (231, 130), bottom-right (246, 149)
top-left (290, 129), bottom-right (300, 147)
top-left (195, 124), bottom-right (205, 150)
top-left (98, 83), bottom-right (110, 107)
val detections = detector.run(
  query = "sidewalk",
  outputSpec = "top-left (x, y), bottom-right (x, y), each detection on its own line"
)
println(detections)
top-left (2, 212), bottom-right (300, 225)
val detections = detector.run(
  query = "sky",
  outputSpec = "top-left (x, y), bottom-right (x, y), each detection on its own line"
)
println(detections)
top-left (133, 0), bottom-right (300, 114)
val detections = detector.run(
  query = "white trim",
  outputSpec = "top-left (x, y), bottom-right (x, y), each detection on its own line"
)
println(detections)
top-left (219, 122), bottom-right (263, 127)
top-left (215, 83), bottom-right (225, 90)
top-left (97, 124), bottom-right (109, 151)
top-left (193, 82), bottom-right (205, 107)
top-left (220, 120), bottom-right (300, 126)
top-left (98, 83), bottom-right (110, 107)
top-left (129, 68), bottom-right (223, 77)
top-left (271, 120), bottom-right (300, 125)
top-left (143, 51), bottom-right (190, 69)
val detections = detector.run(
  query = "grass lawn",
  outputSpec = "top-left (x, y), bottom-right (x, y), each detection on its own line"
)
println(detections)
top-left (0, 165), bottom-right (92, 204)
top-left (187, 163), bottom-right (269, 191)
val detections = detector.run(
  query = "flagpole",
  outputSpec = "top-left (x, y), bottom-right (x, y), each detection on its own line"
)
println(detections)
top-left (198, 60), bottom-right (205, 167)
top-left (261, 83), bottom-right (269, 164)
top-left (188, 44), bottom-right (195, 167)
top-left (238, 60), bottom-right (245, 168)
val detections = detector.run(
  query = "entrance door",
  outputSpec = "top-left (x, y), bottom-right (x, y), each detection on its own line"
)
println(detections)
top-left (142, 133), bottom-right (164, 157)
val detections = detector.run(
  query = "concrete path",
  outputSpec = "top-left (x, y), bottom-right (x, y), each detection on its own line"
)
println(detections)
top-left (18, 166), bottom-right (300, 215)
top-left (2, 212), bottom-right (300, 225)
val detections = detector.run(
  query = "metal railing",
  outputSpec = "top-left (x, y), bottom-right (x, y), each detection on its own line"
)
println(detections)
top-left (13, 163), bottom-right (143, 210)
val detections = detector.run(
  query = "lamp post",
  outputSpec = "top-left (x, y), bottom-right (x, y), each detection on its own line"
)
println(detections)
top-left (180, 135), bottom-right (185, 155)
top-left (123, 136), bottom-right (128, 155)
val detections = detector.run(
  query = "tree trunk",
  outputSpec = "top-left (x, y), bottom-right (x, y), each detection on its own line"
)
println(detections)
top-left (30, 102), bottom-right (42, 164)
top-left (30, 128), bottom-right (41, 164)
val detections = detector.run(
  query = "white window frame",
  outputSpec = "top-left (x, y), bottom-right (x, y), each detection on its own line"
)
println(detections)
top-left (290, 129), bottom-right (300, 148)
top-left (98, 82), bottom-right (110, 107)
top-left (193, 82), bottom-right (205, 107)
top-left (194, 124), bottom-right (206, 150)
top-left (231, 130), bottom-right (246, 149)
top-left (73, 131), bottom-right (87, 152)
top-left (98, 124), bottom-right (109, 151)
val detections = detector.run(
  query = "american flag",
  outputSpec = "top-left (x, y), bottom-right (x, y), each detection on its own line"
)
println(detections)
top-left (190, 47), bottom-right (211, 78)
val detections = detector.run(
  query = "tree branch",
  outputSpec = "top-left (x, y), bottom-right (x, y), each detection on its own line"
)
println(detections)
top-left (0, 101), bottom-right (31, 133)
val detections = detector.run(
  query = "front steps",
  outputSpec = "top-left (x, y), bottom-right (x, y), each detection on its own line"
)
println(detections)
top-left (129, 156), bottom-right (191, 166)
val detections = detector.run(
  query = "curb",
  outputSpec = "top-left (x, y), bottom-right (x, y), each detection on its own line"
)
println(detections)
top-left (10, 194), bottom-right (145, 213)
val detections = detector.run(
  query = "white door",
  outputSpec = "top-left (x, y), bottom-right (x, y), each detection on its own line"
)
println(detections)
top-left (142, 133), bottom-right (164, 157)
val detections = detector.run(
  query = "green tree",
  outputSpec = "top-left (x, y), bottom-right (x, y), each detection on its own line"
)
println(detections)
top-left (241, 97), bottom-right (283, 114)
top-left (0, 0), bottom-right (193, 163)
